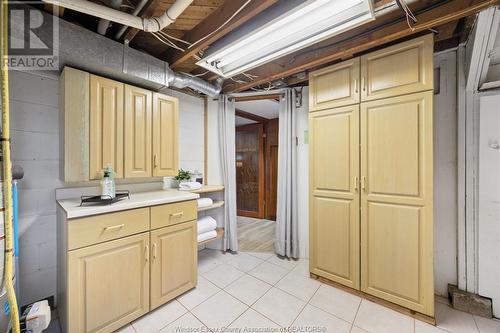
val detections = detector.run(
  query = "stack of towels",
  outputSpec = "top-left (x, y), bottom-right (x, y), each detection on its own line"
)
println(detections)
top-left (198, 216), bottom-right (217, 242)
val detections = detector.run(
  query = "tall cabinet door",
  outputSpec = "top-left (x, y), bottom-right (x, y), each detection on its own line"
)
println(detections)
top-left (150, 221), bottom-right (197, 310)
top-left (152, 93), bottom-right (179, 177)
top-left (67, 233), bottom-right (150, 333)
top-left (309, 105), bottom-right (360, 289)
top-left (309, 58), bottom-right (360, 111)
top-left (360, 91), bottom-right (434, 316)
top-left (124, 85), bottom-right (152, 178)
top-left (89, 75), bottom-right (124, 179)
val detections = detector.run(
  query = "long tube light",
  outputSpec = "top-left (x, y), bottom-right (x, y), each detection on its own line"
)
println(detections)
top-left (197, 0), bottom-right (375, 78)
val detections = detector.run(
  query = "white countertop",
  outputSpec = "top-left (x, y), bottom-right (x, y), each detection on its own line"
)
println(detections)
top-left (58, 190), bottom-right (200, 219)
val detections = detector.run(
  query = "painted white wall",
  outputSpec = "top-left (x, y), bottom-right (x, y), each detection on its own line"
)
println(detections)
top-left (433, 51), bottom-right (458, 296)
top-left (9, 70), bottom-right (205, 306)
top-left (478, 93), bottom-right (500, 317)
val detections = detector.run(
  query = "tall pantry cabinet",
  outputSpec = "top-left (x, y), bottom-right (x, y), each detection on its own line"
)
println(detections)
top-left (309, 34), bottom-right (434, 317)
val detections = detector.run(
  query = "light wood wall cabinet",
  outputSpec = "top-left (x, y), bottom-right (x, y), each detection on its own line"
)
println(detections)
top-left (153, 93), bottom-right (179, 177)
top-left (58, 200), bottom-right (198, 333)
top-left (309, 58), bottom-right (360, 111)
top-left (124, 85), bottom-right (153, 178)
top-left (89, 75), bottom-right (124, 179)
top-left (309, 34), bottom-right (434, 319)
top-left (61, 68), bottom-right (179, 181)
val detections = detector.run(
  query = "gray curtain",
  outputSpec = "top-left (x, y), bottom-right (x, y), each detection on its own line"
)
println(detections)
top-left (218, 95), bottom-right (238, 251)
top-left (275, 89), bottom-right (299, 258)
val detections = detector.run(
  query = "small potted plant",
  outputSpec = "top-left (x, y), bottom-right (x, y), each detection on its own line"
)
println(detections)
top-left (172, 169), bottom-right (192, 188)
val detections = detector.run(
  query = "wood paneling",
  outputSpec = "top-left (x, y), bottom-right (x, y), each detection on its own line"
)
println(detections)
top-left (265, 118), bottom-right (279, 221)
top-left (310, 58), bottom-right (360, 111)
top-left (150, 221), bottom-right (197, 310)
top-left (152, 93), bottom-right (179, 177)
top-left (67, 233), bottom-right (150, 333)
top-left (90, 75), bottom-right (124, 179)
top-left (236, 123), bottom-right (265, 218)
top-left (360, 91), bottom-right (434, 316)
top-left (124, 85), bottom-right (152, 178)
top-left (309, 105), bottom-right (360, 289)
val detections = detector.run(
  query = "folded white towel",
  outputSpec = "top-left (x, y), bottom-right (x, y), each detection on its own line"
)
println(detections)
top-left (179, 181), bottom-right (202, 191)
top-left (198, 230), bottom-right (217, 243)
top-left (197, 197), bottom-right (213, 208)
top-left (198, 216), bottom-right (217, 235)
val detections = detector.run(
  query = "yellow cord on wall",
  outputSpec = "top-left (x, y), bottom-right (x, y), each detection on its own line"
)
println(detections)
top-left (0, 0), bottom-right (21, 332)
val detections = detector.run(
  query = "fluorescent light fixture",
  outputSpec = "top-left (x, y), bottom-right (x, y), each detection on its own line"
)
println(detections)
top-left (197, 0), bottom-right (374, 78)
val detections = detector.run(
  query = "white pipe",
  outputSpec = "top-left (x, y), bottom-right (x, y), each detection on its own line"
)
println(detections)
top-left (43, 0), bottom-right (193, 32)
top-left (115, 0), bottom-right (148, 39)
top-left (97, 0), bottom-right (123, 35)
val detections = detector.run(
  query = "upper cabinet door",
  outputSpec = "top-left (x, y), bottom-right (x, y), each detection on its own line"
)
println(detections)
top-left (124, 85), bottom-right (152, 178)
top-left (89, 75), bottom-right (124, 179)
top-left (309, 58), bottom-right (360, 111)
top-left (152, 93), bottom-right (179, 177)
top-left (360, 34), bottom-right (433, 101)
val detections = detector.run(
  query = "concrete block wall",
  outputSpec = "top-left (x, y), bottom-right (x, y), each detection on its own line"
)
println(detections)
top-left (8, 70), bottom-right (205, 306)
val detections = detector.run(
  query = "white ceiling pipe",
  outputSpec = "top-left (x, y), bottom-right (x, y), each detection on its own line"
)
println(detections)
top-left (115, 0), bottom-right (148, 39)
top-left (42, 0), bottom-right (193, 32)
top-left (97, 0), bottom-right (123, 35)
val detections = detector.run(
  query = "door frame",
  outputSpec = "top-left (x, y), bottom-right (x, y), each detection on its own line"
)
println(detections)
top-left (235, 122), bottom-right (265, 218)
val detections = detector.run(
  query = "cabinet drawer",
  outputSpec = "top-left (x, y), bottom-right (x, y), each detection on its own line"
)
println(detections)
top-left (68, 208), bottom-right (150, 250)
top-left (151, 200), bottom-right (197, 229)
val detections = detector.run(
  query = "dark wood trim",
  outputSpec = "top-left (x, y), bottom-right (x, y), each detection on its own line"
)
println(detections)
top-left (235, 109), bottom-right (269, 123)
top-left (236, 123), bottom-right (265, 219)
top-left (233, 94), bottom-right (283, 102)
top-left (166, 0), bottom-right (278, 69)
top-left (224, 0), bottom-right (500, 92)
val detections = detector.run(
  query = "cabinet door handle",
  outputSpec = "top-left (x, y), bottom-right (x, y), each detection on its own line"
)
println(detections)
top-left (362, 176), bottom-right (366, 191)
top-left (145, 245), bottom-right (149, 263)
top-left (170, 212), bottom-right (183, 218)
top-left (362, 76), bottom-right (366, 92)
top-left (152, 243), bottom-right (157, 260)
top-left (154, 154), bottom-right (158, 168)
top-left (354, 176), bottom-right (358, 192)
top-left (104, 224), bottom-right (125, 231)
top-left (354, 79), bottom-right (358, 93)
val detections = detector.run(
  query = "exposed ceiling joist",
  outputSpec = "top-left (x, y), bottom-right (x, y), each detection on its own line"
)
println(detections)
top-left (224, 0), bottom-right (500, 93)
top-left (166, 0), bottom-right (279, 69)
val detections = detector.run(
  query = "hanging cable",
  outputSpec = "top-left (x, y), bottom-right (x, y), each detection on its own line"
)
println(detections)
top-left (158, 31), bottom-right (192, 46)
top-left (188, 0), bottom-right (252, 49)
top-left (151, 32), bottom-right (185, 52)
top-left (0, 1), bottom-right (21, 332)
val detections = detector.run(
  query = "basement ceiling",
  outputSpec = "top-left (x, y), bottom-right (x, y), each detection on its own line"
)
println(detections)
top-left (45, 0), bottom-right (499, 94)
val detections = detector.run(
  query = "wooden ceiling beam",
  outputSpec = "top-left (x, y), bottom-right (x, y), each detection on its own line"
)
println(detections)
top-left (224, 0), bottom-right (500, 93)
top-left (235, 109), bottom-right (269, 123)
top-left (166, 0), bottom-right (279, 69)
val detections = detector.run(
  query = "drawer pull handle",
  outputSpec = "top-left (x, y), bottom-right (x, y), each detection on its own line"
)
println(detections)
top-left (170, 212), bottom-right (183, 218)
top-left (104, 224), bottom-right (125, 231)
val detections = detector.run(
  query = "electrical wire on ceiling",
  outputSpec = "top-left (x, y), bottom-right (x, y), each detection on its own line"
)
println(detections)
top-left (151, 32), bottom-right (185, 51)
top-left (158, 31), bottom-right (192, 46)
top-left (396, 0), bottom-right (417, 31)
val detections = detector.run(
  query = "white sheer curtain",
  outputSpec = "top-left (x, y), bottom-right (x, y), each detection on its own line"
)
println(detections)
top-left (275, 89), bottom-right (299, 258)
top-left (218, 95), bottom-right (238, 251)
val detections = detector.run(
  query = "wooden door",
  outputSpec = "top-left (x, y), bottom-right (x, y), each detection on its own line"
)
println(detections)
top-left (150, 221), bottom-right (197, 310)
top-left (360, 34), bottom-right (433, 102)
top-left (265, 119), bottom-right (279, 221)
top-left (89, 75), bottom-right (124, 179)
top-left (152, 93), bottom-right (179, 177)
top-left (309, 105), bottom-right (360, 289)
top-left (124, 85), bottom-right (152, 178)
top-left (67, 233), bottom-right (150, 333)
top-left (309, 58), bottom-right (360, 111)
top-left (236, 123), bottom-right (265, 218)
top-left (360, 91), bottom-right (434, 316)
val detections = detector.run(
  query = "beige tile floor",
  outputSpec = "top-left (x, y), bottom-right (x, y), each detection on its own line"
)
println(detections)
top-left (48, 250), bottom-right (500, 333)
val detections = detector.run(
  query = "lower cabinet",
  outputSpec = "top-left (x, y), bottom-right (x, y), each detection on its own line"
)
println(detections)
top-left (59, 200), bottom-right (198, 333)
top-left (150, 221), bottom-right (197, 309)
top-left (67, 233), bottom-right (150, 333)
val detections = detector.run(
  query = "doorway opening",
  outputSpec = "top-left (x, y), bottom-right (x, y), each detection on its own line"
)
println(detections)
top-left (235, 97), bottom-right (280, 253)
